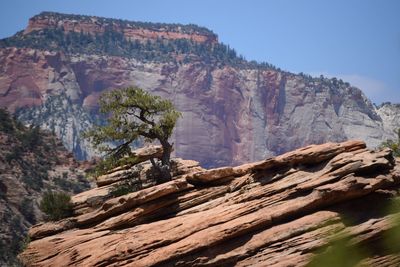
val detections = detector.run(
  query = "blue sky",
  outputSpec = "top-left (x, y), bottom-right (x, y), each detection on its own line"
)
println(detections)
top-left (0, 0), bottom-right (399, 104)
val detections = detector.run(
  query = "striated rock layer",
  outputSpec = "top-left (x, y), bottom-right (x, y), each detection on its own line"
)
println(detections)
top-left (0, 12), bottom-right (398, 167)
top-left (19, 140), bottom-right (400, 266)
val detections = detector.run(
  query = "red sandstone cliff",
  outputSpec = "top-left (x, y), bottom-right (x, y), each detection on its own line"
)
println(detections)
top-left (0, 12), bottom-right (398, 167)
top-left (24, 12), bottom-right (218, 44)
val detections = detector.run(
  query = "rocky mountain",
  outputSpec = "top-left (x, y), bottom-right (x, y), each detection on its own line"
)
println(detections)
top-left (377, 103), bottom-right (400, 136)
top-left (0, 12), bottom-right (398, 167)
top-left (19, 140), bottom-right (400, 266)
top-left (0, 109), bottom-right (92, 266)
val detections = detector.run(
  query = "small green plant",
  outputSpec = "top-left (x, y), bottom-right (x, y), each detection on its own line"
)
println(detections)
top-left (381, 129), bottom-right (400, 157)
top-left (109, 179), bottom-right (142, 197)
top-left (39, 191), bottom-right (73, 221)
top-left (5, 146), bottom-right (22, 163)
top-left (307, 198), bottom-right (400, 266)
top-left (306, 233), bottom-right (367, 267)
top-left (20, 234), bottom-right (31, 252)
top-left (21, 174), bottom-right (44, 191)
top-left (0, 108), bottom-right (14, 133)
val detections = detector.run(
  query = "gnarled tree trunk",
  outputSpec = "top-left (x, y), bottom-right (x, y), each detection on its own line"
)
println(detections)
top-left (150, 140), bottom-right (173, 184)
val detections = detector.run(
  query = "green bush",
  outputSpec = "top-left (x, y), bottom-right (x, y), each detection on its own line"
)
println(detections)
top-left (54, 176), bottom-right (85, 194)
top-left (17, 125), bottom-right (41, 149)
top-left (381, 129), bottom-right (400, 157)
top-left (109, 179), bottom-right (142, 197)
top-left (21, 174), bottom-right (44, 191)
top-left (39, 191), bottom-right (73, 221)
top-left (0, 108), bottom-right (14, 133)
top-left (5, 146), bottom-right (22, 163)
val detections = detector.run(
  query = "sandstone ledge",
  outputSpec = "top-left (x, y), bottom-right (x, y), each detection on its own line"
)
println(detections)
top-left (20, 140), bottom-right (400, 266)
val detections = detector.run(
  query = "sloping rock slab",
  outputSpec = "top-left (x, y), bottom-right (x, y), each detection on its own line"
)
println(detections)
top-left (20, 141), bottom-right (400, 266)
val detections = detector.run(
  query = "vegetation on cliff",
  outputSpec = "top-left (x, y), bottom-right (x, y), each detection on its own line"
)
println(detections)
top-left (33, 11), bottom-right (216, 36)
top-left (0, 108), bottom-right (91, 266)
top-left (39, 191), bottom-right (73, 221)
top-left (0, 12), bottom-right (280, 69)
top-left (0, 27), bottom-right (248, 66)
top-left (381, 129), bottom-right (400, 157)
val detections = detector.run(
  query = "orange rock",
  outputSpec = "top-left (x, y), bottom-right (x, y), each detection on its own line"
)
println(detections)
top-left (19, 141), bottom-right (400, 266)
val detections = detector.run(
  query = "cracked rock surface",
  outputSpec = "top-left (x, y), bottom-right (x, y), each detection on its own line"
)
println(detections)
top-left (19, 140), bottom-right (400, 266)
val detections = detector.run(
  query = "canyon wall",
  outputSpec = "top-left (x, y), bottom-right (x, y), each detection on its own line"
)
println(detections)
top-left (0, 12), bottom-right (397, 167)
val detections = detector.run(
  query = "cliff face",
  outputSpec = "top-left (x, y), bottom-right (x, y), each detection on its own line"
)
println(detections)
top-left (0, 12), bottom-right (397, 167)
top-left (19, 141), bottom-right (400, 266)
top-left (377, 103), bottom-right (400, 137)
top-left (24, 12), bottom-right (218, 44)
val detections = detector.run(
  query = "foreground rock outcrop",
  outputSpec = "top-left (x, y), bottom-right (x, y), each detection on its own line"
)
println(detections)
top-left (19, 140), bottom-right (400, 266)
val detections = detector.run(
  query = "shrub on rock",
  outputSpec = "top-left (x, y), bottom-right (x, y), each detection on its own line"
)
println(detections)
top-left (39, 191), bottom-right (73, 221)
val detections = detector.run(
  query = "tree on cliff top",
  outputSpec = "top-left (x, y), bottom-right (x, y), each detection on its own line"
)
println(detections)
top-left (84, 87), bottom-right (181, 183)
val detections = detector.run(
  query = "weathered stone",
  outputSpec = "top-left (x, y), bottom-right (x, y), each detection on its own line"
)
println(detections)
top-left (96, 145), bottom-right (164, 187)
top-left (19, 141), bottom-right (400, 266)
top-left (186, 166), bottom-right (236, 184)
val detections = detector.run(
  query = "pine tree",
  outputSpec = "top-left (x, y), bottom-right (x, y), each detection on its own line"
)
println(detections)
top-left (84, 87), bottom-right (181, 183)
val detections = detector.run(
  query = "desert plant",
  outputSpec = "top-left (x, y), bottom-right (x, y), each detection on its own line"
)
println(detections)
top-left (109, 179), bottom-right (142, 197)
top-left (381, 129), bottom-right (400, 157)
top-left (39, 191), bottom-right (73, 221)
top-left (0, 108), bottom-right (14, 133)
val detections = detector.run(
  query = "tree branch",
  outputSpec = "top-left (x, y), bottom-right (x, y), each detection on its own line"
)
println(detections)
top-left (126, 110), bottom-right (156, 127)
top-left (105, 138), bottom-right (133, 157)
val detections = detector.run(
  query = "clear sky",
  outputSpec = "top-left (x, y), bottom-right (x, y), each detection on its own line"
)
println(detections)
top-left (1, 0), bottom-right (399, 104)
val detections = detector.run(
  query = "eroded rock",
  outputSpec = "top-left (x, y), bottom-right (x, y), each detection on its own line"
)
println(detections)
top-left (19, 141), bottom-right (400, 266)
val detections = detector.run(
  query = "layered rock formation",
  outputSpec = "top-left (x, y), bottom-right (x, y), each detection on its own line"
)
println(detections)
top-left (24, 12), bottom-right (218, 44)
top-left (19, 141), bottom-right (400, 266)
top-left (0, 12), bottom-right (398, 167)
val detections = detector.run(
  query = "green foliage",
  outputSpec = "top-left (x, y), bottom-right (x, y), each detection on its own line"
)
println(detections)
top-left (4, 125), bottom-right (41, 162)
top-left (109, 179), bottom-right (142, 198)
top-left (380, 129), bottom-right (400, 157)
top-left (35, 12), bottom-right (214, 35)
top-left (0, 26), bottom-right (278, 69)
top-left (383, 198), bottom-right (400, 253)
top-left (20, 166), bottom-right (47, 191)
top-left (5, 146), bottom-right (23, 163)
top-left (85, 87), bottom-right (181, 180)
top-left (306, 234), bottom-right (367, 267)
top-left (1, 110), bottom-right (42, 162)
top-left (53, 175), bottom-right (86, 194)
top-left (39, 191), bottom-right (73, 221)
top-left (0, 108), bottom-right (14, 133)
top-left (0, 214), bottom-right (25, 266)
top-left (20, 235), bottom-right (31, 253)
top-left (308, 198), bottom-right (400, 266)
top-left (17, 125), bottom-right (41, 149)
